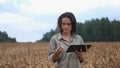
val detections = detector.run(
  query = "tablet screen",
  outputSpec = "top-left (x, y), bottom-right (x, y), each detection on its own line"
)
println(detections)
top-left (66, 45), bottom-right (91, 52)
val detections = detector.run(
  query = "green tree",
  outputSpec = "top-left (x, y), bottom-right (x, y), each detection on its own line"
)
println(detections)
top-left (0, 31), bottom-right (16, 42)
top-left (111, 19), bottom-right (120, 41)
top-left (37, 17), bottom-right (120, 42)
top-left (36, 29), bottom-right (56, 42)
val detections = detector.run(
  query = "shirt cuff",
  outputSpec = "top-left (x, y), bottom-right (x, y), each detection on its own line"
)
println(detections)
top-left (49, 53), bottom-right (57, 64)
top-left (49, 53), bottom-right (54, 61)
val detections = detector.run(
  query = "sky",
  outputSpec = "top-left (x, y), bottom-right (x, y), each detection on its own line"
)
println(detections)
top-left (0, 0), bottom-right (120, 42)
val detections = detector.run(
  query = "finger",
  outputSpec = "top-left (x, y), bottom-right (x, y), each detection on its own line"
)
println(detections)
top-left (75, 50), bottom-right (79, 54)
top-left (59, 47), bottom-right (64, 52)
top-left (75, 50), bottom-right (77, 52)
top-left (75, 49), bottom-right (79, 53)
top-left (80, 49), bottom-right (82, 52)
top-left (56, 46), bottom-right (61, 51)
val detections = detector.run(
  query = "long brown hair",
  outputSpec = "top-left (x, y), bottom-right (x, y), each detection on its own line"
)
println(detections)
top-left (57, 12), bottom-right (76, 34)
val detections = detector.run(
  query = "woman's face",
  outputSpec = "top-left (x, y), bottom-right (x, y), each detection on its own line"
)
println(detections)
top-left (61, 17), bottom-right (72, 33)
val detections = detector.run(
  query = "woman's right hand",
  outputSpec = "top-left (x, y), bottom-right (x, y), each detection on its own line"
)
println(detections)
top-left (55, 46), bottom-right (63, 55)
top-left (52, 46), bottom-right (63, 62)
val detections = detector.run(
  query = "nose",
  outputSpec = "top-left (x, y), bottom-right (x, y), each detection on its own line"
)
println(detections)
top-left (64, 24), bottom-right (68, 27)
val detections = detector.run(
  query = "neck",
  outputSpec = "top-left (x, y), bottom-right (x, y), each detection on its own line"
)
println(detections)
top-left (62, 32), bottom-right (71, 42)
top-left (62, 32), bottom-right (71, 36)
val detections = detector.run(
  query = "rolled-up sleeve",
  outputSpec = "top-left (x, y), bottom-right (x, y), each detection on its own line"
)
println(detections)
top-left (49, 36), bottom-right (57, 62)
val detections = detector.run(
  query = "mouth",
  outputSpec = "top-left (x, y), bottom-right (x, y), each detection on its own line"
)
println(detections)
top-left (63, 29), bottom-right (69, 32)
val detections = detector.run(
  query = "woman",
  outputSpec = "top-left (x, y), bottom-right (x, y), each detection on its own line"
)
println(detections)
top-left (49, 12), bottom-right (84, 68)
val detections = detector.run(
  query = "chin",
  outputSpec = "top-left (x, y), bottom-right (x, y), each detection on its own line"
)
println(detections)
top-left (63, 31), bottom-right (70, 33)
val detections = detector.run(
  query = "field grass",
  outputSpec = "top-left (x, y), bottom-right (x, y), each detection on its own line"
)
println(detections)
top-left (0, 42), bottom-right (120, 68)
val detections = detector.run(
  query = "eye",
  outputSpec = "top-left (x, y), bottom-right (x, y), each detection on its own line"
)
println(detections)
top-left (62, 23), bottom-right (66, 26)
top-left (67, 23), bottom-right (71, 26)
top-left (62, 23), bottom-right (71, 26)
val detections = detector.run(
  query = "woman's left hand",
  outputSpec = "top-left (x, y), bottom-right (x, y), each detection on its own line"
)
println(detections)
top-left (75, 49), bottom-right (84, 63)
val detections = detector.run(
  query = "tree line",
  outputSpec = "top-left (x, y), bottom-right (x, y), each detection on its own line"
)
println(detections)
top-left (0, 17), bottom-right (120, 43)
top-left (0, 31), bottom-right (16, 42)
top-left (36, 17), bottom-right (120, 42)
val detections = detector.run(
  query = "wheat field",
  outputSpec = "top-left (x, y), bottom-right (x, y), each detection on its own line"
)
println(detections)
top-left (0, 42), bottom-right (120, 68)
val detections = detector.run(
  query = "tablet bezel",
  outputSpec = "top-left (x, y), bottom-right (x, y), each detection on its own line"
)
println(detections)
top-left (66, 45), bottom-right (91, 52)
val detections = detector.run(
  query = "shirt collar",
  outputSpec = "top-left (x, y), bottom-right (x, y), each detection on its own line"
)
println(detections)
top-left (57, 32), bottom-right (76, 41)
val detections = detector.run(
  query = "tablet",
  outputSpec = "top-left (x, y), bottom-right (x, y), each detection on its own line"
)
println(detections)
top-left (66, 45), bottom-right (91, 52)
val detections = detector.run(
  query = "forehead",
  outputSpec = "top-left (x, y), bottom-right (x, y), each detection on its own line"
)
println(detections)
top-left (61, 17), bottom-right (71, 23)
